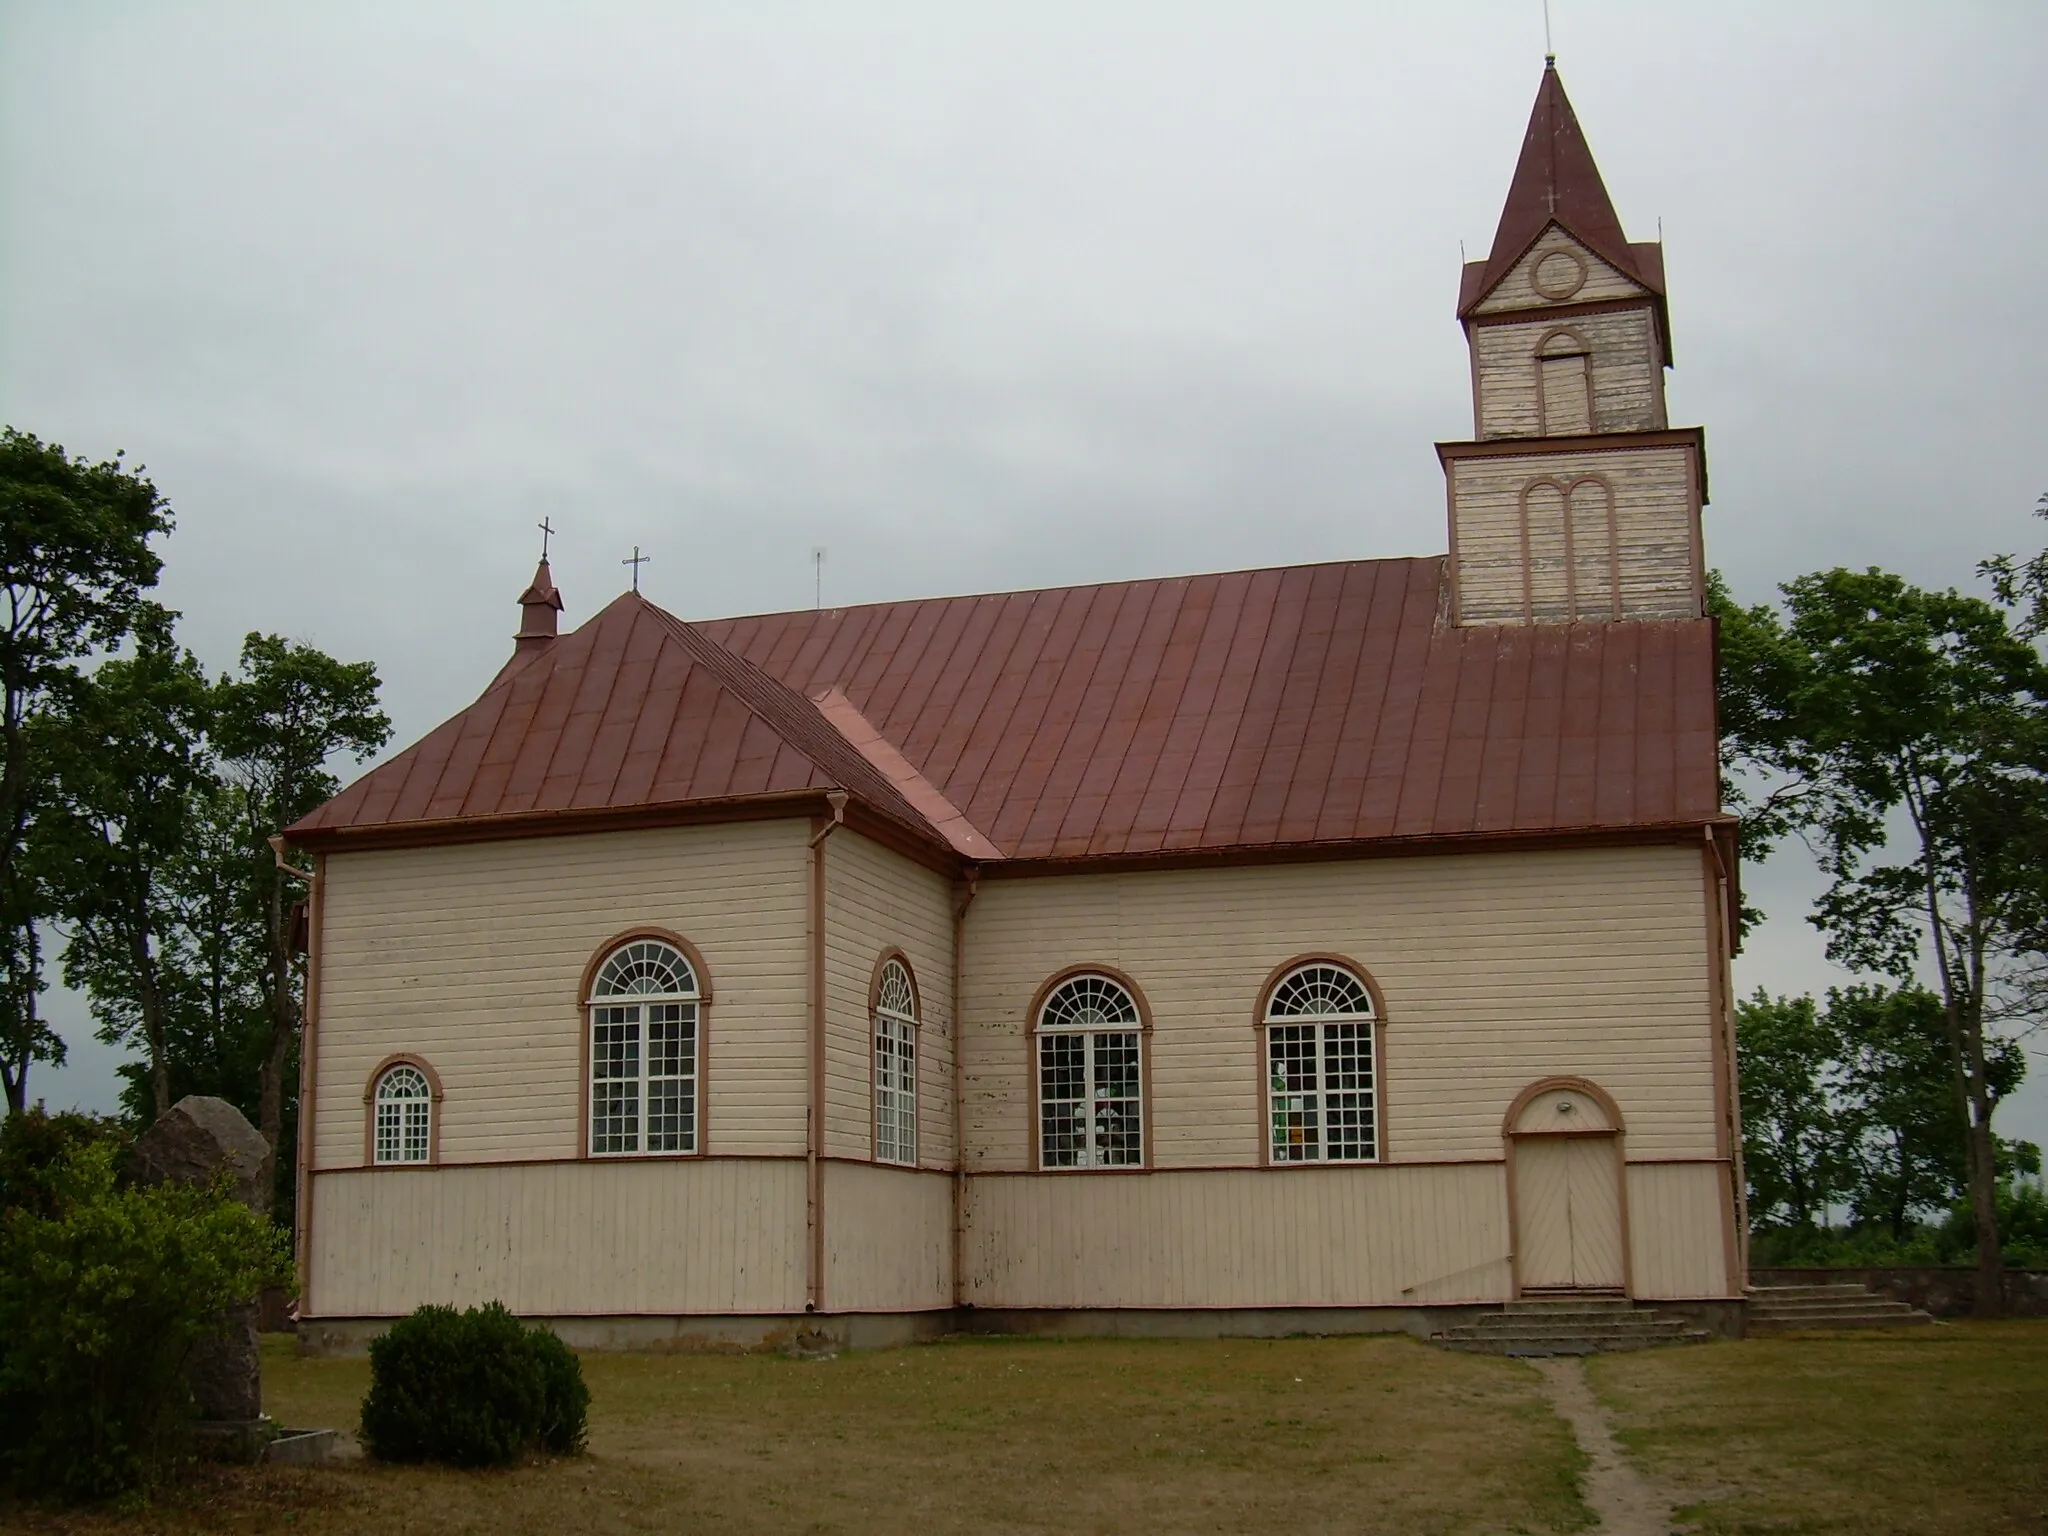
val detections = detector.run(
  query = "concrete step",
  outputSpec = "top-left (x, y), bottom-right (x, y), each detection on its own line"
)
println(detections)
top-left (1748, 1299), bottom-right (1922, 1319)
top-left (1747, 1284), bottom-right (1876, 1301)
top-left (1482, 1318), bottom-right (1687, 1327)
top-left (1748, 1311), bottom-right (1933, 1333)
top-left (1505, 1297), bottom-right (1633, 1312)
top-left (1466, 1318), bottom-right (1687, 1343)
top-left (1743, 1279), bottom-right (1936, 1332)
top-left (1444, 1326), bottom-right (1692, 1346)
top-left (1441, 1329), bottom-right (1713, 1357)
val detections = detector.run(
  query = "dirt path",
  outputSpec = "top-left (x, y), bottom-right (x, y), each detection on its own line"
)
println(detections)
top-left (1531, 1357), bottom-right (1676, 1535)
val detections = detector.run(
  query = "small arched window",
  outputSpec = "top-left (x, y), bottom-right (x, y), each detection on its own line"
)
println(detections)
top-left (1036, 972), bottom-right (1143, 1169)
top-left (373, 1063), bottom-right (433, 1165)
top-left (1264, 962), bottom-right (1378, 1163)
top-left (873, 957), bottom-right (918, 1166)
top-left (587, 938), bottom-right (700, 1157)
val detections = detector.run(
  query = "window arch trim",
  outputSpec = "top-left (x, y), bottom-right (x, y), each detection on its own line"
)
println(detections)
top-left (1026, 964), bottom-right (1152, 1171)
top-left (1254, 954), bottom-right (1387, 1167)
top-left (869, 949), bottom-right (921, 1167)
top-left (577, 926), bottom-right (714, 1005)
top-left (577, 927), bottom-right (712, 1160)
top-left (362, 1053), bottom-right (442, 1167)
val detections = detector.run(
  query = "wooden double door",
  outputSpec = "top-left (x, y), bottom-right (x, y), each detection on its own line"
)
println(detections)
top-left (1513, 1133), bottom-right (1625, 1293)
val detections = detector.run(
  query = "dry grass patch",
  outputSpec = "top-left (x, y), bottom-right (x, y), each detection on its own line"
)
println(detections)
top-left (1589, 1320), bottom-right (2048, 1535)
top-left (3, 1333), bottom-right (1589, 1536)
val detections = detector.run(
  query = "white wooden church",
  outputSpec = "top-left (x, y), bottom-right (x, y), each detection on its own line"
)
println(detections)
top-left (287, 64), bottom-right (1745, 1348)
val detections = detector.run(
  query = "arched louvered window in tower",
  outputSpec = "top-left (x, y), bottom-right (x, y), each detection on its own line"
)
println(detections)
top-left (1264, 962), bottom-right (1379, 1163)
top-left (587, 938), bottom-right (701, 1156)
top-left (1035, 972), bottom-right (1144, 1169)
top-left (873, 957), bottom-right (919, 1165)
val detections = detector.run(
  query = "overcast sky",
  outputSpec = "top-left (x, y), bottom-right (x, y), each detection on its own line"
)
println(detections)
top-left (4, 2), bottom-right (2046, 1145)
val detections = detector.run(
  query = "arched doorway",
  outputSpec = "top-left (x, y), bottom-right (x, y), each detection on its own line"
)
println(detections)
top-left (1505, 1078), bottom-right (1629, 1296)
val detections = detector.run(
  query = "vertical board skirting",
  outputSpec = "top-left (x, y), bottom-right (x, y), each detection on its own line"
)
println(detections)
top-left (1624, 1161), bottom-right (1734, 1298)
top-left (822, 1161), bottom-right (954, 1311)
top-left (960, 1163), bottom-right (1513, 1309)
top-left (308, 1159), bottom-right (807, 1316)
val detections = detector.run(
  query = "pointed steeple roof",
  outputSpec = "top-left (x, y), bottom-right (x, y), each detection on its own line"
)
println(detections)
top-left (1460, 61), bottom-right (1661, 317)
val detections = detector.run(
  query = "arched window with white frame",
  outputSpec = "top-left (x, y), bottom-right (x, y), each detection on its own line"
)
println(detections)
top-left (873, 956), bottom-right (918, 1165)
top-left (373, 1063), bottom-right (433, 1164)
top-left (1035, 971), bottom-right (1144, 1169)
top-left (1264, 961), bottom-right (1379, 1163)
top-left (587, 937), bottom-right (701, 1156)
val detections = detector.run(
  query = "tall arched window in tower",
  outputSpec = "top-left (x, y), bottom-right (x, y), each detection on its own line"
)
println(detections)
top-left (587, 937), bottom-right (701, 1156)
top-left (1536, 329), bottom-right (1594, 436)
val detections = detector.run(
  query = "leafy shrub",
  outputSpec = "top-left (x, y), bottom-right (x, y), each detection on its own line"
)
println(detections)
top-left (527, 1325), bottom-right (592, 1455)
top-left (360, 1302), bottom-right (589, 1466)
top-left (0, 1107), bottom-right (130, 1220)
top-left (0, 1137), bottom-right (292, 1499)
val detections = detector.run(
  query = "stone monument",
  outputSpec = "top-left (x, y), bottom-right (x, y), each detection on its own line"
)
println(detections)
top-left (128, 1095), bottom-right (273, 1451)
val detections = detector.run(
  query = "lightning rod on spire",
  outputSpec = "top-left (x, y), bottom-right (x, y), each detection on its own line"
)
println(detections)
top-left (1543, 0), bottom-right (1555, 62)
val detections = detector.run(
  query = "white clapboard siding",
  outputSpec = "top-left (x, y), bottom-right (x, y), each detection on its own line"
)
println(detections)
top-left (960, 844), bottom-right (1715, 1171)
top-left (1473, 308), bottom-right (1665, 440)
top-left (823, 1160), bottom-right (954, 1311)
top-left (1450, 443), bottom-right (1699, 624)
top-left (1474, 228), bottom-right (1648, 314)
top-left (314, 821), bottom-right (810, 1168)
top-left (962, 1163), bottom-right (1513, 1308)
top-left (820, 832), bottom-right (958, 1166)
top-left (1626, 1161), bottom-right (1736, 1298)
top-left (307, 1158), bottom-right (806, 1316)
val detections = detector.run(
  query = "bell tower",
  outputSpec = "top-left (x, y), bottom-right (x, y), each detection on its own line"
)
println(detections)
top-left (1440, 61), bottom-right (1706, 626)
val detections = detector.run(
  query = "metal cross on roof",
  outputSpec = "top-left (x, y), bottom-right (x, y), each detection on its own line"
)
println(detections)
top-left (538, 517), bottom-right (555, 561)
top-left (623, 546), bottom-right (650, 592)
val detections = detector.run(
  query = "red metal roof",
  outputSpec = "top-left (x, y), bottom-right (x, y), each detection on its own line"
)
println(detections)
top-left (1459, 61), bottom-right (1662, 318)
top-left (289, 594), bottom-right (941, 846)
top-left (290, 556), bottom-right (1722, 863)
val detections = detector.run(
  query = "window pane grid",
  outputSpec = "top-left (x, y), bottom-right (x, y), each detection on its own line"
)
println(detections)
top-left (1039, 1028), bottom-right (1142, 1168)
top-left (588, 973), bottom-right (697, 1156)
top-left (875, 1014), bottom-right (917, 1164)
top-left (1265, 965), bottom-right (1376, 1164)
top-left (373, 1064), bottom-right (431, 1165)
top-left (873, 959), bottom-right (918, 1166)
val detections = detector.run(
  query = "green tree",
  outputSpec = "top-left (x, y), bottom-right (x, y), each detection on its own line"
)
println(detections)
top-left (213, 634), bottom-right (388, 1213)
top-left (1831, 984), bottom-right (2029, 1241)
top-left (107, 777), bottom-right (271, 1127)
top-left (1737, 990), bottom-right (1852, 1230)
top-left (1717, 568), bottom-right (2048, 1314)
top-left (0, 430), bottom-right (172, 1113)
top-left (45, 623), bottom-right (213, 1119)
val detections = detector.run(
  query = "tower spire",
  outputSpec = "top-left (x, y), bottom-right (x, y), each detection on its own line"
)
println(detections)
top-left (1461, 63), bottom-right (1652, 316)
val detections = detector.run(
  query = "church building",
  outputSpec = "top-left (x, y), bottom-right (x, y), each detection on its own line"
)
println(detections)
top-left (287, 64), bottom-right (1745, 1348)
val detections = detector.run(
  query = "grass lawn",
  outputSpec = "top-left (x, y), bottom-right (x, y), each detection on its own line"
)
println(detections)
top-left (1590, 1320), bottom-right (2048, 1535)
top-left (4, 1333), bottom-right (1590, 1536)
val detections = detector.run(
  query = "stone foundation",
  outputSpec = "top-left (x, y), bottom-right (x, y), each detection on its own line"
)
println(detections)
top-left (297, 1299), bottom-right (1746, 1356)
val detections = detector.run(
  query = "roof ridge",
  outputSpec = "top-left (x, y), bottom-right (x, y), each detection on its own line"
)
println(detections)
top-left (637, 600), bottom-right (951, 846)
top-left (690, 554), bottom-right (1447, 629)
